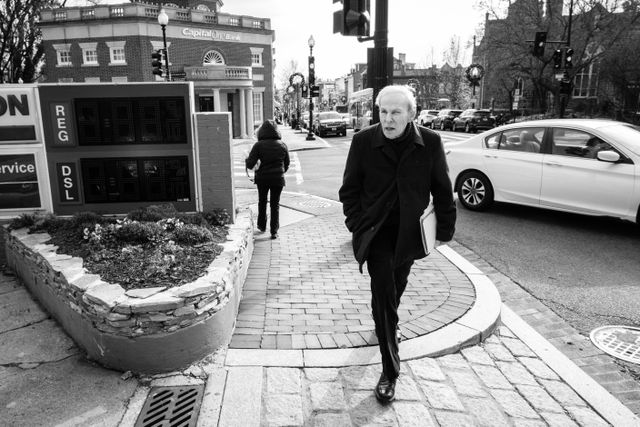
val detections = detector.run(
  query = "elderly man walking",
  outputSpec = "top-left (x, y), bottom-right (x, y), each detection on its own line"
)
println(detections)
top-left (339, 85), bottom-right (456, 403)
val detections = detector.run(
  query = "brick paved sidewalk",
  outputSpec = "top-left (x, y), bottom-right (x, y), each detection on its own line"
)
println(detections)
top-left (230, 209), bottom-right (476, 350)
top-left (211, 324), bottom-right (617, 427)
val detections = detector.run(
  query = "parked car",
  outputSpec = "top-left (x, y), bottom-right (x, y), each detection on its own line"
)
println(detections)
top-left (452, 109), bottom-right (495, 133)
top-left (446, 119), bottom-right (640, 224)
top-left (431, 109), bottom-right (463, 131)
top-left (313, 111), bottom-right (347, 137)
top-left (417, 109), bottom-right (439, 127)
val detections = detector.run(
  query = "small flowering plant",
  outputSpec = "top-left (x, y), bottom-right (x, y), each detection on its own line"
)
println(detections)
top-left (9, 204), bottom-right (230, 290)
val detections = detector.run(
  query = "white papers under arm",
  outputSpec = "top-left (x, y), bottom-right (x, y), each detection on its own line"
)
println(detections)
top-left (420, 200), bottom-right (437, 255)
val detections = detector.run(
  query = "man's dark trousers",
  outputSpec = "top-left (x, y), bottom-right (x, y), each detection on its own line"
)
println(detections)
top-left (257, 182), bottom-right (283, 234)
top-left (367, 224), bottom-right (413, 380)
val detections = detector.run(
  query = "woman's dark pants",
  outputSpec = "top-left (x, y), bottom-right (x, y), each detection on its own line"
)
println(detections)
top-left (257, 182), bottom-right (283, 234)
top-left (367, 225), bottom-right (413, 380)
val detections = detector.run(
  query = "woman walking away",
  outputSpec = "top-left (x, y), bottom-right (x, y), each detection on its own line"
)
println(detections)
top-left (246, 119), bottom-right (290, 239)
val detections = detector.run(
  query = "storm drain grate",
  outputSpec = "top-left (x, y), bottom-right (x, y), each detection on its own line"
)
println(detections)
top-left (135, 385), bottom-right (205, 427)
top-left (590, 325), bottom-right (640, 365)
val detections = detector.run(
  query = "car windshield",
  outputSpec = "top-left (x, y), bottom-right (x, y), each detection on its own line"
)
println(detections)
top-left (319, 112), bottom-right (341, 120)
top-left (474, 111), bottom-right (491, 118)
top-left (601, 123), bottom-right (640, 155)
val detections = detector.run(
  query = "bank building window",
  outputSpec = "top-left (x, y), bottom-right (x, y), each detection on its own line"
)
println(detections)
top-left (229, 17), bottom-right (240, 26)
top-left (203, 50), bottom-right (225, 65)
top-left (250, 47), bottom-right (263, 67)
top-left (54, 44), bottom-right (72, 67)
top-left (80, 43), bottom-right (99, 66)
top-left (253, 92), bottom-right (263, 124)
top-left (107, 41), bottom-right (127, 65)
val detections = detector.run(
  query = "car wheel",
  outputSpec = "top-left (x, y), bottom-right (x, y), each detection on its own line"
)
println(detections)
top-left (456, 171), bottom-right (494, 211)
top-left (464, 123), bottom-right (470, 133)
top-left (440, 121), bottom-right (445, 131)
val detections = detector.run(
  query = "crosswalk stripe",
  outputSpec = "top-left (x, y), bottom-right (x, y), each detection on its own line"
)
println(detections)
top-left (232, 152), bottom-right (303, 184)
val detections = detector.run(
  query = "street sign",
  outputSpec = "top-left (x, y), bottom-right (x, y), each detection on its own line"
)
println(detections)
top-left (171, 71), bottom-right (186, 78)
top-left (555, 73), bottom-right (565, 80)
top-left (512, 101), bottom-right (518, 109)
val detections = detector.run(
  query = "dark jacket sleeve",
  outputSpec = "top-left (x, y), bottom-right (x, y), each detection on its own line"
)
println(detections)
top-left (283, 143), bottom-right (290, 173)
top-left (245, 142), bottom-right (260, 170)
top-left (338, 135), bottom-right (364, 233)
top-left (429, 133), bottom-right (456, 242)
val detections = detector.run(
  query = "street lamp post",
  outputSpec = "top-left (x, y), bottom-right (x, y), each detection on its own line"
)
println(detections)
top-left (306, 35), bottom-right (316, 141)
top-left (157, 9), bottom-right (171, 81)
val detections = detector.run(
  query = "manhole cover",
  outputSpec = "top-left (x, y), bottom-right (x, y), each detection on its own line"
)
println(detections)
top-left (590, 325), bottom-right (640, 365)
top-left (135, 385), bottom-right (204, 427)
top-left (298, 199), bottom-right (332, 208)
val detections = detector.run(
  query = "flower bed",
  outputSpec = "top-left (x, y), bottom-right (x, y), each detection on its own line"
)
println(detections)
top-left (4, 209), bottom-right (254, 373)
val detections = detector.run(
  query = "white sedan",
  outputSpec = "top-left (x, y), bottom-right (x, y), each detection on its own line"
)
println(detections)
top-left (446, 119), bottom-right (640, 224)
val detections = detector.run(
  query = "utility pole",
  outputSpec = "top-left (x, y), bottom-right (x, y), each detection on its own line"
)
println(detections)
top-left (368, 0), bottom-right (392, 124)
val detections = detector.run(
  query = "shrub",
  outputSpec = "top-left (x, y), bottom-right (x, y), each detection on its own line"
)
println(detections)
top-left (203, 209), bottom-right (231, 227)
top-left (176, 212), bottom-right (208, 227)
top-left (115, 221), bottom-right (164, 244)
top-left (32, 213), bottom-right (68, 234)
top-left (128, 204), bottom-right (178, 222)
top-left (172, 224), bottom-right (214, 245)
top-left (70, 211), bottom-right (105, 232)
top-left (8, 213), bottom-right (37, 231)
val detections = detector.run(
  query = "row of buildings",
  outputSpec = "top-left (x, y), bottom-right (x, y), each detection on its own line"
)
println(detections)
top-left (28, 0), bottom-right (640, 134)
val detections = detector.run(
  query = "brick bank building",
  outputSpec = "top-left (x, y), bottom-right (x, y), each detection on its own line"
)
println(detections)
top-left (38, 0), bottom-right (274, 138)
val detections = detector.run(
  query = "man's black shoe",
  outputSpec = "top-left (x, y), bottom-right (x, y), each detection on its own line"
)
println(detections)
top-left (374, 373), bottom-right (396, 403)
top-left (271, 233), bottom-right (278, 239)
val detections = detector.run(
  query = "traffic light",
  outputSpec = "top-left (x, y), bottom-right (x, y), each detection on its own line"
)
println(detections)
top-left (308, 56), bottom-right (315, 85)
top-left (310, 85), bottom-right (320, 97)
top-left (553, 49), bottom-right (562, 69)
top-left (563, 47), bottom-right (574, 68)
top-left (151, 49), bottom-right (164, 76)
top-left (532, 31), bottom-right (547, 57)
top-left (333, 0), bottom-right (370, 36)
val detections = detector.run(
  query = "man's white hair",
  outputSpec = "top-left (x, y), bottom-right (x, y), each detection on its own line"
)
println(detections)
top-left (375, 85), bottom-right (417, 117)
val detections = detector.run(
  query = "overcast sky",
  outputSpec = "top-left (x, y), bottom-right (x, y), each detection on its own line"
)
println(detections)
top-left (66, 1), bottom-right (492, 83)
top-left (224, 1), bottom-right (489, 81)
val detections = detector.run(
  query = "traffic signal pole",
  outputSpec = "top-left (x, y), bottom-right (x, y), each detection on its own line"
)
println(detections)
top-left (371, 0), bottom-right (389, 124)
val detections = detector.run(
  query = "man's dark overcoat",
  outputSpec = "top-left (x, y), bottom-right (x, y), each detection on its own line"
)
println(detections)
top-left (339, 122), bottom-right (456, 271)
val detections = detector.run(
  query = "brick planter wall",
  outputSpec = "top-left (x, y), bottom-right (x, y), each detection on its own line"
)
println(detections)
top-left (4, 210), bottom-right (254, 373)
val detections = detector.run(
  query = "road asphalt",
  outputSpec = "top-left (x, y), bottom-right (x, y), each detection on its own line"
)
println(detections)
top-left (0, 125), bottom-right (638, 426)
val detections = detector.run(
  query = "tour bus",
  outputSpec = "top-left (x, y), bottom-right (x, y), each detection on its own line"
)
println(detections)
top-left (348, 88), bottom-right (373, 132)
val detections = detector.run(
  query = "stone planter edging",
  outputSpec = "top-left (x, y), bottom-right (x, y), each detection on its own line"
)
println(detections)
top-left (4, 209), bottom-right (254, 373)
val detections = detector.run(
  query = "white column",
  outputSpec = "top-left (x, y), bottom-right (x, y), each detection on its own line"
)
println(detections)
top-left (245, 88), bottom-right (254, 137)
top-left (239, 89), bottom-right (248, 138)
top-left (213, 88), bottom-right (221, 112)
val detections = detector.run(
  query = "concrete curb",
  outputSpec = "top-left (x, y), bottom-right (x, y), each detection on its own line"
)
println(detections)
top-left (501, 304), bottom-right (640, 426)
top-left (224, 244), bottom-right (502, 368)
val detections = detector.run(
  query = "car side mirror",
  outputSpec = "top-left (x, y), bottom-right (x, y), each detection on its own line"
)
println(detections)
top-left (596, 150), bottom-right (621, 163)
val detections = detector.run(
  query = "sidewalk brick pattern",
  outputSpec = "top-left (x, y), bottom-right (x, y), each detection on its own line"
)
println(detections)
top-left (220, 327), bottom-right (610, 426)
top-left (448, 241), bottom-right (640, 417)
top-left (230, 212), bottom-right (475, 350)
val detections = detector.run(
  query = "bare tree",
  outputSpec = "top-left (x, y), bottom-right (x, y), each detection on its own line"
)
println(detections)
top-left (0, 0), bottom-right (68, 83)
top-left (475, 0), bottom-right (640, 117)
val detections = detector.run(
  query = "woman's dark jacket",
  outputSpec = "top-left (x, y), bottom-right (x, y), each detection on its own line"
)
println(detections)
top-left (338, 122), bottom-right (456, 271)
top-left (245, 120), bottom-right (290, 186)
